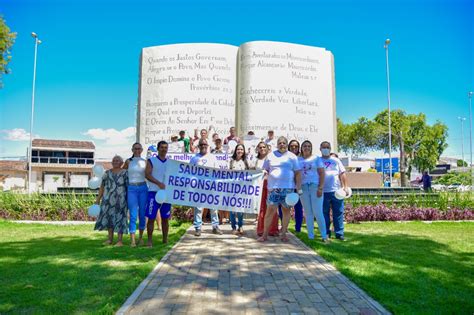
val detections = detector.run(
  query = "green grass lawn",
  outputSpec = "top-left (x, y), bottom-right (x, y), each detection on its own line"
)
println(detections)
top-left (291, 221), bottom-right (474, 314)
top-left (0, 220), bottom-right (190, 314)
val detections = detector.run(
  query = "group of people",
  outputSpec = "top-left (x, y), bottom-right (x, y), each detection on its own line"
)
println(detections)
top-left (93, 127), bottom-right (349, 246)
top-left (159, 126), bottom-right (280, 155)
top-left (94, 142), bottom-right (170, 247)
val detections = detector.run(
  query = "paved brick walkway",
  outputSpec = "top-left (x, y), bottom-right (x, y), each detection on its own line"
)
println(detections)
top-left (117, 223), bottom-right (389, 315)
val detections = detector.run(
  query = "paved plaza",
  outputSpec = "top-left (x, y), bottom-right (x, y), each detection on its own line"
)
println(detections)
top-left (118, 223), bottom-right (389, 315)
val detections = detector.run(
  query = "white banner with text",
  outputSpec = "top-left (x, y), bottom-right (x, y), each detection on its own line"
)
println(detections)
top-left (164, 159), bottom-right (264, 213)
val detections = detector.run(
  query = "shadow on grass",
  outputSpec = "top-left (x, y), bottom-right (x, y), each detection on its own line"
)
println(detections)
top-left (0, 222), bottom-right (189, 314)
top-left (291, 227), bottom-right (474, 314)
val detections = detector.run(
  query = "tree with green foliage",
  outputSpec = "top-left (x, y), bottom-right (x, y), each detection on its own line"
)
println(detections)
top-left (435, 171), bottom-right (471, 186)
top-left (337, 109), bottom-right (448, 186)
top-left (457, 160), bottom-right (468, 167)
top-left (0, 16), bottom-right (16, 88)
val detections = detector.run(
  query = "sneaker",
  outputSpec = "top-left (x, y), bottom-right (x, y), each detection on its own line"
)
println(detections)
top-left (212, 227), bottom-right (223, 235)
top-left (336, 235), bottom-right (345, 241)
top-left (238, 227), bottom-right (244, 235)
top-left (322, 238), bottom-right (330, 244)
top-left (194, 229), bottom-right (201, 237)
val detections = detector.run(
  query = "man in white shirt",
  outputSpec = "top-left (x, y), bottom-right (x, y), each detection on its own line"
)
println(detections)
top-left (190, 139), bottom-right (223, 236)
top-left (168, 135), bottom-right (184, 153)
top-left (145, 140), bottom-right (172, 246)
top-left (264, 130), bottom-right (277, 151)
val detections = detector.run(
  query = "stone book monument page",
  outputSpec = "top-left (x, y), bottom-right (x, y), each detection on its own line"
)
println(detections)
top-left (138, 41), bottom-right (336, 149)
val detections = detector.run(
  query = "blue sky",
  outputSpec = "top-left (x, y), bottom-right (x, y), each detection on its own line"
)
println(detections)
top-left (0, 0), bottom-right (473, 159)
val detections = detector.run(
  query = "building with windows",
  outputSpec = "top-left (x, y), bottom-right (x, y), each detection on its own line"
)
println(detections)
top-left (29, 139), bottom-right (96, 192)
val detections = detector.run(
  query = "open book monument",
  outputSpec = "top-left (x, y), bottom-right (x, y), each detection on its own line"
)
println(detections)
top-left (137, 41), bottom-right (336, 150)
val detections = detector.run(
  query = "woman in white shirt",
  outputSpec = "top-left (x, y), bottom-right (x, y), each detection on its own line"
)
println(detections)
top-left (298, 140), bottom-right (328, 242)
top-left (258, 137), bottom-right (302, 242)
top-left (123, 142), bottom-right (148, 247)
top-left (228, 144), bottom-right (250, 235)
top-left (320, 141), bottom-right (348, 241)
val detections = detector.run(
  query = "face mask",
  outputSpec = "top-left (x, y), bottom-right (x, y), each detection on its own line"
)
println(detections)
top-left (321, 148), bottom-right (330, 156)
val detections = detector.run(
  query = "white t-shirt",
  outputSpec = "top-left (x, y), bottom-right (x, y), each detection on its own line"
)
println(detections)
top-left (228, 158), bottom-right (249, 171)
top-left (254, 158), bottom-right (266, 170)
top-left (168, 141), bottom-right (184, 153)
top-left (298, 156), bottom-right (324, 185)
top-left (190, 153), bottom-right (219, 168)
top-left (321, 157), bottom-right (346, 192)
top-left (264, 137), bottom-right (278, 151)
top-left (263, 150), bottom-right (301, 189)
top-left (147, 156), bottom-right (169, 192)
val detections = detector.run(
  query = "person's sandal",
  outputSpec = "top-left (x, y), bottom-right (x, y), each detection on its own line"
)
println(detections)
top-left (257, 236), bottom-right (267, 242)
top-left (280, 236), bottom-right (290, 242)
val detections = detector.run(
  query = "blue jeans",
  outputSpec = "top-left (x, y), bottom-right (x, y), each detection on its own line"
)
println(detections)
top-left (230, 211), bottom-right (243, 229)
top-left (300, 183), bottom-right (326, 239)
top-left (194, 207), bottom-right (219, 230)
top-left (323, 192), bottom-right (344, 237)
top-left (128, 183), bottom-right (148, 234)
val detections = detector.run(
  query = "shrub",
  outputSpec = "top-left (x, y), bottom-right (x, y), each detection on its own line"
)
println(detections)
top-left (345, 204), bottom-right (474, 223)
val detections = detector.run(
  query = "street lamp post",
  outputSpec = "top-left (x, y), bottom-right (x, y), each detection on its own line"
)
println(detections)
top-left (384, 39), bottom-right (393, 186)
top-left (469, 91), bottom-right (473, 191)
top-left (27, 32), bottom-right (41, 193)
top-left (458, 116), bottom-right (466, 166)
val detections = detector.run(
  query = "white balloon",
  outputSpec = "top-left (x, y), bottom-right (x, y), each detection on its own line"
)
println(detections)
top-left (88, 176), bottom-right (102, 190)
top-left (92, 164), bottom-right (105, 177)
top-left (285, 193), bottom-right (299, 206)
top-left (88, 204), bottom-right (100, 217)
top-left (345, 187), bottom-right (353, 198)
top-left (155, 190), bottom-right (167, 204)
top-left (335, 188), bottom-right (347, 200)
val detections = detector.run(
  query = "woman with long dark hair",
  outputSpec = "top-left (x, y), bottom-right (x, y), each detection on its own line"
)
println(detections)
top-left (228, 144), bottom-right (250, 235)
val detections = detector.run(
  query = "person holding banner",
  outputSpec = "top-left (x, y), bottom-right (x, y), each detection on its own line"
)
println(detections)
top-left (255, 142), bottom-right (279, 237)
top-left (145, 141), bottom-right (172, 246)
top-left (190, 139), bottom-right (223, 236)
top-left (123, 142), bottom-right (148, 247)
top-left (320, 141), bottom-right (348, 241)
top-left (288, 140), bottom-right (304, 233)
top-left (228, 144), bottom-right (250, 235)
top-left (299, 140), bottom-right (328, 242)
top-left (258, 137), bottom-right (302, 242)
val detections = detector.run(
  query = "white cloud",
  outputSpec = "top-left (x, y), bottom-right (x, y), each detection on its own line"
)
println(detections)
top-left (94, 145), bottom-right (133, 160)
top-left (83, 127), bottom-right (136, 146)
top-left (82, 127), bottom-right (136, 159)
top-left (1, 128), bottom-right (39, 141)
